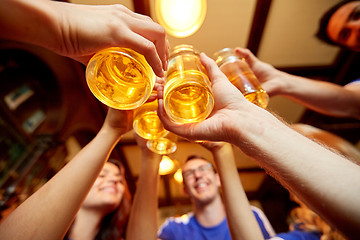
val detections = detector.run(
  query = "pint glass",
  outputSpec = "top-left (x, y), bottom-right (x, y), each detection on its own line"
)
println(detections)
top-left (86, 47), bottom-right (156, 110)
top-left (214, 48), bottom-right (269, 108)
top-left (164, 45), bottom-right (214, 123)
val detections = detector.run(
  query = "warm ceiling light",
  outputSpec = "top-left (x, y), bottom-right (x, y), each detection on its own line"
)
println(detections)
top-left (173, 168), bottom-right (183, 183)
top-left (159, 155), bottom-right (176, 175)
top-left (155, 0), bottom-right (207, 38)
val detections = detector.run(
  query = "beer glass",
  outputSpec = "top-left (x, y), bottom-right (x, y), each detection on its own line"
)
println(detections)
top-left (133, 99), bottom-right (177, 155)
top-left (147, 132), bottom-right (178, 155)
top-left (133, 99), bottom-right (168, 140)
top-left (163, 44), bottom-right (214, 123)
top-left (86, 47), bottom-right (156, 110)
top-left (214, 48), bottom-right (269, 108)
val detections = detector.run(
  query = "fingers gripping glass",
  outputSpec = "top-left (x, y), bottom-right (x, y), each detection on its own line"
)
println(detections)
top-left (182, 163), bottom-right (213, 180)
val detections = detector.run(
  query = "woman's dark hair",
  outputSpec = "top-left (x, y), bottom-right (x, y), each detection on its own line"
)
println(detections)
top-left (316, 0), bottom-right (354, 47)
top-left (64, 159), bottom-right (132, 240)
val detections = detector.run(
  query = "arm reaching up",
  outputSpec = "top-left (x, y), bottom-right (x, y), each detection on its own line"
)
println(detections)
top-left (0, 0), bottom-right (169, 77)
top-left (234, 47), bottom-right (360, 119)
top-left (0, 108), bottom-right (132, 240)
top-left (201, 141), bottom-right (265, 240)
top-left (126, 134), bottom-right (161, 240)
top-left (157, 52), bottom-right (360, 238)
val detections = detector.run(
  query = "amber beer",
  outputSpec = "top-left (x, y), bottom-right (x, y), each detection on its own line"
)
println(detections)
top-left (86, 47), bottom-right (155, 110)
top-left (164, 45), bottom-right (214, 123)
top-left (214, 48), bottom-right (269, 108)
top-left (133, 99), bottom-right (168, 140)
top-left (133, 100), bottom-right (177, 154)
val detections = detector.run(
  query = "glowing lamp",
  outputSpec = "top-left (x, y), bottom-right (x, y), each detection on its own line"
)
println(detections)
top-left (155, 0), bottom-right (207, 38)
top-left (159, 155), bottom-right (176, 175)
top-left (173, 168), bottom-right (183, 183)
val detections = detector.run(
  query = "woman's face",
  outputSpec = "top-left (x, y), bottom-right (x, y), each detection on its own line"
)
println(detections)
top-left (82, 162), bottom-right (125, 214)
top-left (327, 1), bottom-right (360, 51)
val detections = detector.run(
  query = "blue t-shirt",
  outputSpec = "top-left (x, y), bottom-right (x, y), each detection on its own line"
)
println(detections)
top-left (158, 206), bottom-right (276, 240)
top-left (270, 222), bottom-right (321, 240)
top-left (272, 230), bottom-right (321, 240)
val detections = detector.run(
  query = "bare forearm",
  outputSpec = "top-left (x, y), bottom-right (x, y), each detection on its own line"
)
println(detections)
top-left (0, 128), bottom-right (122, 240)
top-left (229, 109), bottom-right (360, 237)
top-left (0, 0), bottom-right (61, 52)
top-left (279, 72), bottom-right (360, 119)
top-left (213, 144), bottom-right (264, 240)
top-left (127, 151), bottom-right (161, 240)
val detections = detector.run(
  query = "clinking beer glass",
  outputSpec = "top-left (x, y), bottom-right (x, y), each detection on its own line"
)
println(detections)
top-left (86, 47), bottom-right (156, 110)
top-left (133, 99), bottom-right (177, 155)
top-left (214, 48), bottom-right (269, 108)
top-left (133, 99), bottom-right (168, 140)
top-left (163, 44), bottom-right (214, 123)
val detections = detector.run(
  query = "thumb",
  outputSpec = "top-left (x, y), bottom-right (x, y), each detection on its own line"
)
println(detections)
top-left (234, 47), bottom-right (257, 67)
top-left (200, 52), bottom-right (229, 86)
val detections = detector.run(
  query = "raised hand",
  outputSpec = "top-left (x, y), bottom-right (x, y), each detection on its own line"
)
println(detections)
top-left (234, 47), bottom-right (286, 96)
top-left (0, 1), bottom-right (169, 77)
top-left (157, 52), bottom-right (256, 143)
top-left (55, 3), bottom-right (169, 77)
top-left (102, 108), bottom-right (133, 137)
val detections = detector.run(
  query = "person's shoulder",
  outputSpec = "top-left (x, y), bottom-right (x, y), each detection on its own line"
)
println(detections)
top-left (250, 206), bottom-right (276, 237)
top-left (250, 205), bottom-right (269, 221)
top-left (345, 78), bottom-right (360, 87)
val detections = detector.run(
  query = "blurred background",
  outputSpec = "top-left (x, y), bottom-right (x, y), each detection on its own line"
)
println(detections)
top-left (0, 0), bottom-right (359, 232)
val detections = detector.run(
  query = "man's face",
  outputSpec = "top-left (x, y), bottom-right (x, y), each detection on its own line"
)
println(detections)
top-left (327, 1), bottom-right (360, 51)
top-left (182, 159), bottom-right (220, 206)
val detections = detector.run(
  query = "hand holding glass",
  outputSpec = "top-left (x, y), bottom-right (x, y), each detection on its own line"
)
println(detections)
top-left (163, 44), bottom-right (214, 123)
top-left (214, 48), bottom-right (269, 108)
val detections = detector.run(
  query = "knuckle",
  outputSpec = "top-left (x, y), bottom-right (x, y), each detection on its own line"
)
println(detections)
top-left (143, 42), bottom-right (157, 55)
top-left (112, 4), bottom-right (126, 11)
top-left (156, 25), bottom-right (166, 36)
top-left (143, 15), bottom-right (153, 22)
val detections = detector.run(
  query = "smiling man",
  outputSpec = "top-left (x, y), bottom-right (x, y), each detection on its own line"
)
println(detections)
top-left (157, 155), bottom-right (274, 240)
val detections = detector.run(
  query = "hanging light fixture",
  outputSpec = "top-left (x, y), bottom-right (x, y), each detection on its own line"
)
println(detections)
top-left (159, 155), bottom-right (176, 175)
top-left (173, 168), bottom-right (183, 183)
top-left (155, 0), bottom-right (207, 38)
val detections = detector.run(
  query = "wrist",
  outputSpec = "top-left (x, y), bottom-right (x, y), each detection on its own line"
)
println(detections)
top-left (210, 142), bottom-right (231, 155)
top-left (221, 100), bottom-right (263, 145)
top-left (98, 125), bottom-right (124, 142)
top-left (0, 1), bottom-right (59, 51)
top-left (227, 106), bottom-right (286, 157)
top-left (276, 71), bottom-right (300, 96)
top-left (29, 1), bottom-right (62, 52)
top-left (45, 1), bottom-right (71, 55)
top-left (212, 143), bottom-right (233, 162)
top-left (141, 150), bottom-right (161, 171)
